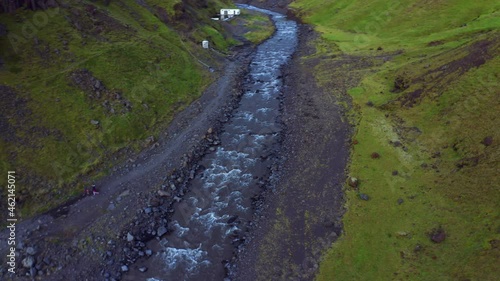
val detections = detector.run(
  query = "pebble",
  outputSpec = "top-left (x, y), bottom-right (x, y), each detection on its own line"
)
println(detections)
top-left (359, 193), bottom-right (370, 201)
top-left (26, 247), bottom-right (37, 256)
top-left (127, 233), bottom-right (134, 242)
top-left (22, 256), bottom-right (35, 268)
top-left (138, 266), bottom-right (148, 273)
top-left (121, 265), bottom-right (129, 272)
top-left (157, 226), bottom-right (168, 237)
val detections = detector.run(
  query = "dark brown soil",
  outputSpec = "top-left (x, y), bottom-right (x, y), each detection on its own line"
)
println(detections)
top-left (399, 37), bottom-right (500, 108)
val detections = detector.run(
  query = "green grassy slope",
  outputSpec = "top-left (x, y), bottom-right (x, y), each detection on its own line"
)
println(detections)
top-left (0, 0), bottom-right (254, 218)
top-left (290, 0), bottom-right (500, 280)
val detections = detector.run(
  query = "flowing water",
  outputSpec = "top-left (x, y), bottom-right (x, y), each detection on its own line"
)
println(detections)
top-left (160, 6), bottom-right (298, 280)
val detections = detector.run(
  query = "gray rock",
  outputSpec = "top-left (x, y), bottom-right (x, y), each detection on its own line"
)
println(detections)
top-left (26, 247), bottom-right (37, 256)
top-left (90, 120), bottom-right (100, 126)
top-left (107, 203), bottom-right (115, 211)
top-left (145, 249), bottom-right (153, 256)
top-left (359, 193), bottom-right (370, 201)
top-left (157, 190), bottom-right (170, 197)
top-left (30, 267), bottom-right (37, 277)
top-left (159, 238), bottom-right (168, 247)
top-left (22, 256), bottom-right (35, 268)
top-left (138, 266), bottom-right (148, 273)
top-left (157, 226), bottom-right (167, 237)
top-left (127, 233), bottom-right (134, 242)
top-left (144, 207), bottom-right (152, 214)
top-left (397, 198), bottom-right (404, 205)
top-left (121, 265), bottom-right (129, 272)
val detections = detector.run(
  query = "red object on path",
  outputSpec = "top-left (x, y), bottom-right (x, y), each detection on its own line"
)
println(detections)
top-left (92, 185), bottom-right (99, 195)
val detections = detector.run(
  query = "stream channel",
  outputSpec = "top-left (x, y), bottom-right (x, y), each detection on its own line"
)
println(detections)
top-left (158, 5), bottom-right (297, 280)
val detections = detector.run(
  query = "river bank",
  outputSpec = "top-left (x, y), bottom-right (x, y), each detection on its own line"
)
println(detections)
top-left (230, 18), bottom-right (352, 281)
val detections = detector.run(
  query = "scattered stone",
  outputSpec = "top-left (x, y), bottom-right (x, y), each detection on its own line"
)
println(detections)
top-left (414, 244), bottom-right (423, 252)
top-left (207, 127), bottom-right (213, 134)
top-left (107, 203), bottom-right (115, 211)
top-left (145, 249), bottom-right (153, 256)
top-left (359, 193), bottom-right (370, 201)
top-left (121, 265), bottom-right (129, 272)
top-left (90, 120), bottom-right (100, 126)
top-left (430, 228), bottom-right (446, 243)
top-left (370, 152), bottom-right (380, 159)
top-left (127, 233), bottom-right (134, 242)
top-left (348, 177), bottom-right (359, 188)
top-left (157, 226), bottom-right (167, 237)
top-left (397, 198), bottom-right (404, 205)
top-left (138, 266), bottom-right (148, 273)
top-left (377, 46), bottom-right (383, 51)
top-left (366, 101), bottom-right (374, 107)
top-left (119, 190), bottom-right (130, 197)
top-left (481, 136), bottom-right (493, 146)
top-left (144, 136), bottom-right (155, 147)
top-left (159, 238), bottom-right (168, 247)
top-left (144, 207), bottom-right (152, 214)
top-left (392, 170), bottom-right (399, 176)
top-left (22, 256), bottom-right (35, 268)
top-left (157, 190), bottom-right (170, 197)
top-left (26, 247), bottom-right (37, 256)
top-left (227, 215), bottom-right (238, 224)
top-left (396, 231), bottom-right (409, 237)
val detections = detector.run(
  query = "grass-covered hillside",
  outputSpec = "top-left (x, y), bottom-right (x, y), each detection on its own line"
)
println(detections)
top-left (0, 0), bottom-right (272, 219)
top-left (290, 0), bottom-right (500, 280)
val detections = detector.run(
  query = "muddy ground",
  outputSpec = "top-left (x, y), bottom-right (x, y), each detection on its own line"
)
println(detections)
top-left (0, 2), bottom-right (352, 280)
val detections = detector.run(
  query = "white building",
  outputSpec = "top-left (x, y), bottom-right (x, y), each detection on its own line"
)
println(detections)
top-left (220, 9), bottom-right (240, 20)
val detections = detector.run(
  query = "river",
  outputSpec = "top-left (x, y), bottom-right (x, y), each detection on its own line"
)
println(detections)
top-left (159, 5), bottom-right (298, 280)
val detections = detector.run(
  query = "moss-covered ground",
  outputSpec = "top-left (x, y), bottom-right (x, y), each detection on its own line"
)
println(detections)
top-left (290, 0), bottom-right (500, 279)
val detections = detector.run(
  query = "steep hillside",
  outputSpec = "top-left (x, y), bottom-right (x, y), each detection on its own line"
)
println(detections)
top-left (289, 0), bottom-right (500, 280)
top-left (0, 0), bottom-right (264, 219)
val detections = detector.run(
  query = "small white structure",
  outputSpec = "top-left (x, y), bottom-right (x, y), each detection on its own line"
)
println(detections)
top-left (220, 9), bottom-right (240, 20)
top-left (202, 40), bottom-right (209, 49)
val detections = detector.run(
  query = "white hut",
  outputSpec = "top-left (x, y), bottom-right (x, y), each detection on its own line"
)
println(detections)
top-left (220, 9), bottom-right (240, 20)
top-left (202, 40), bottom-right (209, 49)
